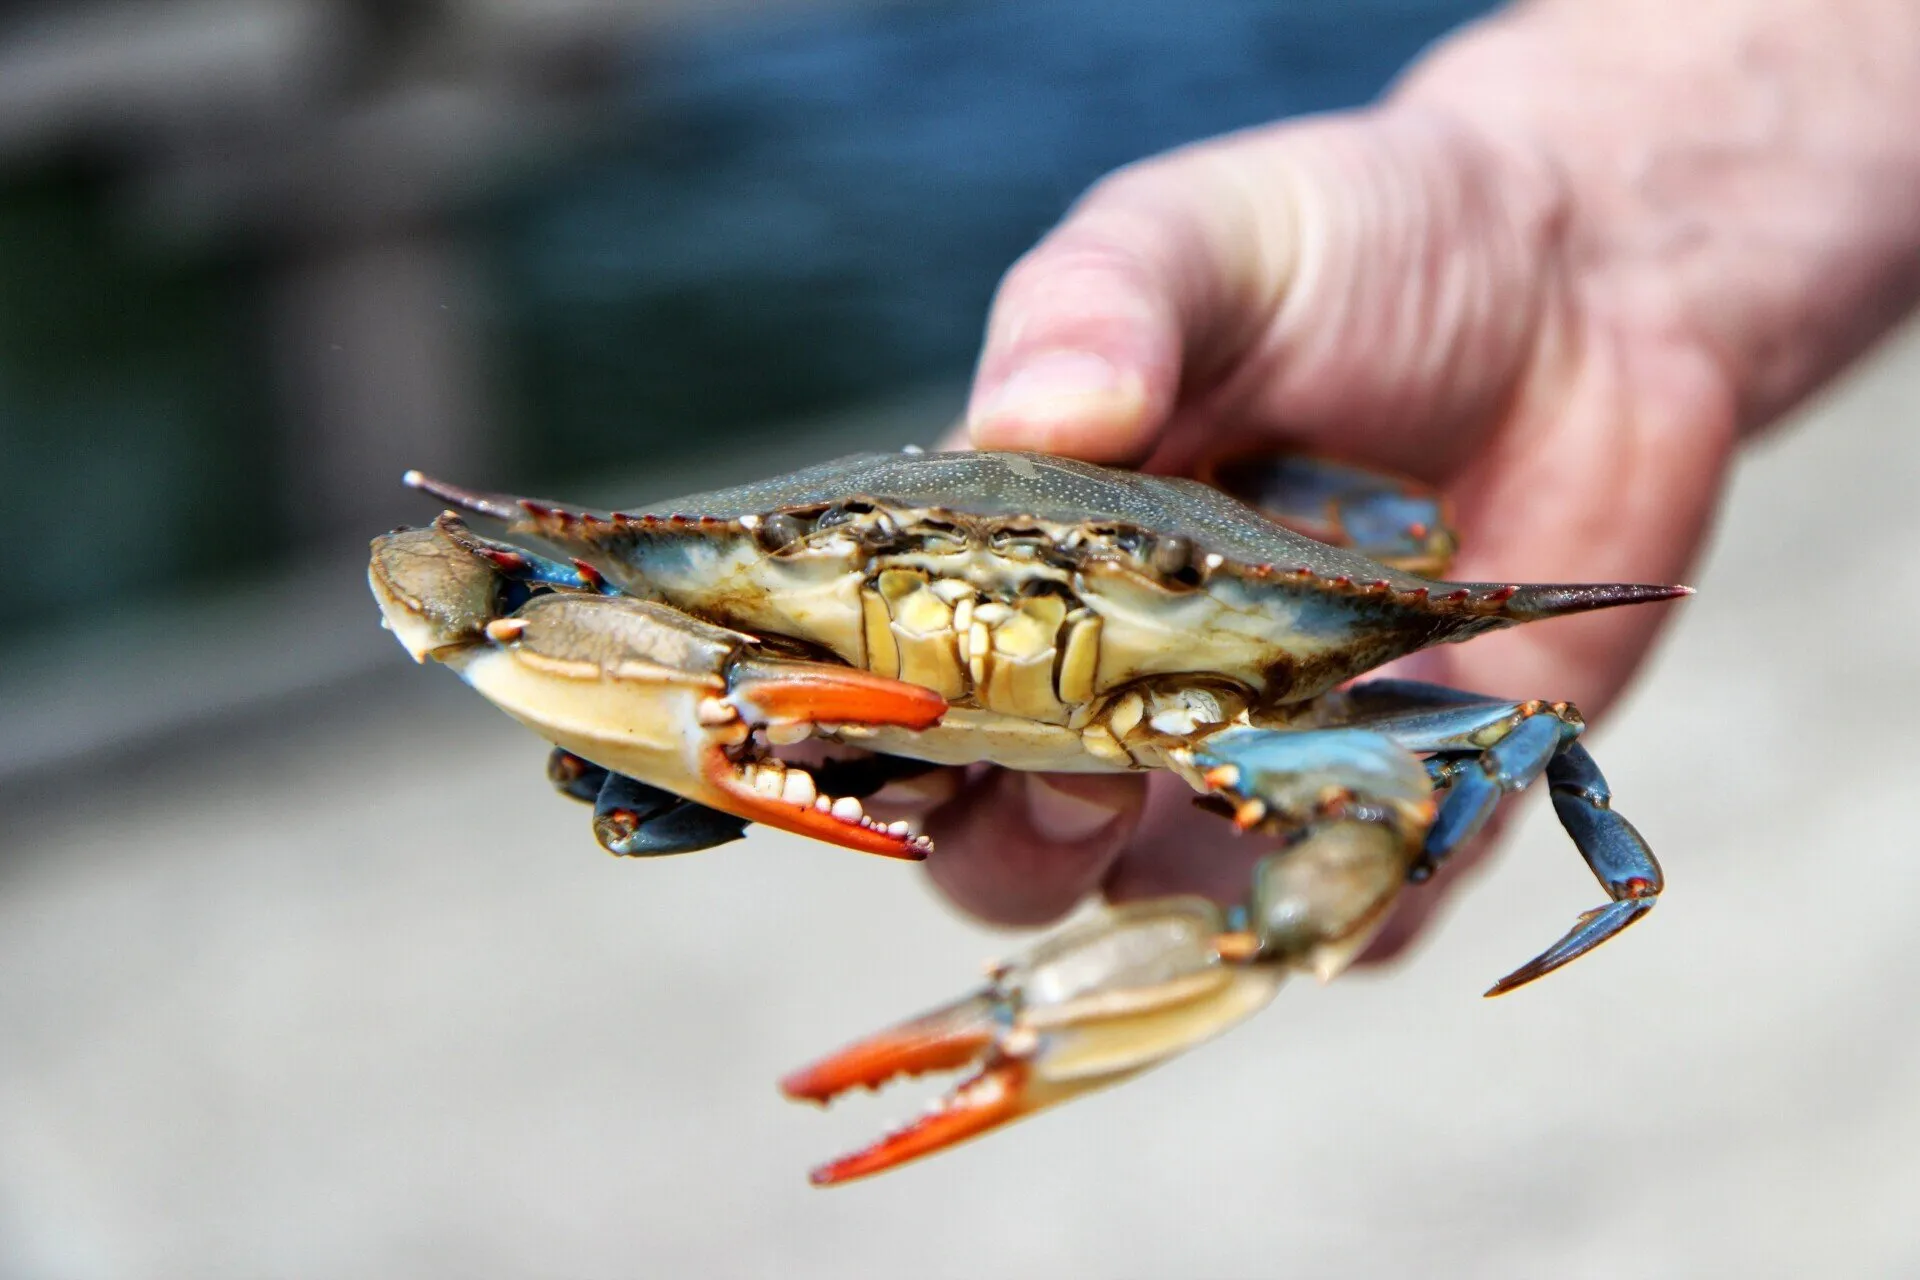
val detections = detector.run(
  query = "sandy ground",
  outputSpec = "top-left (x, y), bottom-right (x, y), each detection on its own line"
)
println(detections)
top-left (3, 330), bottom-right (1919, 1279)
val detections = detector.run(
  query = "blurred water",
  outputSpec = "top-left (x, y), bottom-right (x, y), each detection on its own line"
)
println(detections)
top-left (489, 0), bottom-right (1495, 474)
top-left (0, 0), bottom-right (1493, 647)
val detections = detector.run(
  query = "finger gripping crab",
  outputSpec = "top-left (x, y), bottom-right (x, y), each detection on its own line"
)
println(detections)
top-left (369, 448), bottom-right (1685, 1185)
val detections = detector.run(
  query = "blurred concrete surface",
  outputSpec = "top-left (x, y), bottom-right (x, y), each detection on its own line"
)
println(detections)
top-left (3, 331), bottom-right (1920, 1278)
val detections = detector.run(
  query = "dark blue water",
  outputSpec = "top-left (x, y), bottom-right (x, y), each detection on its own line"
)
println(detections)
top-left (490, 0), bottom-right (1497, 474)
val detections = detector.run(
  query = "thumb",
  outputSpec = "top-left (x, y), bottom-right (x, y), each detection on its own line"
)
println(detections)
top-left (965, 109), bottom-right (1563, 478)
top-left (964, 143), bottom-right (1287, 463)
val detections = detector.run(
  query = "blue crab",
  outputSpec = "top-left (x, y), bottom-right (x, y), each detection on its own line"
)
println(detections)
top-left (368, 448), bottom-right (1685, 1184)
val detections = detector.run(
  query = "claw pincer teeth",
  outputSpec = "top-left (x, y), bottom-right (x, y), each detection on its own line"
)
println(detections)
top-left (784, 903), bottom-right (1287, 1185)
top-left (729, 758), bottom-right (927, 852)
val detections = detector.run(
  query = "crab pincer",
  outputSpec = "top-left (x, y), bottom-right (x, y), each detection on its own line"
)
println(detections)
top-left (369, 519), bottom-right (947, 860)
top-left (785, 725), bottom-right (1444, 1183)
top-left (782, 902), bottom-right (1286, 1185)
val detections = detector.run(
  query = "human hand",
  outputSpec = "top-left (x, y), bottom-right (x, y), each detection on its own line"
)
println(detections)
top-left (907, 0), bottom-right (1920, 956)
top-left (907, 103), bottom-right (1731, 954)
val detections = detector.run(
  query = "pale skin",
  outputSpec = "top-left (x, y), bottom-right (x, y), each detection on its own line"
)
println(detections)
top-left (901, 0), bottom-right (1920, 947)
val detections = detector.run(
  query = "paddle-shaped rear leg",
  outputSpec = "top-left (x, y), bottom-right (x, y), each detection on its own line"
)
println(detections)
top-left (1486, 744), bottom-right (1661, 995)
top-left (547, 747), bottom-right (750, 854)
top-left (593, 771), bottom-right (750, 856)
top-left (1326, 679), bottom-right (1664, 994)
top-left (1194, 450), bottom-right (1457, 574)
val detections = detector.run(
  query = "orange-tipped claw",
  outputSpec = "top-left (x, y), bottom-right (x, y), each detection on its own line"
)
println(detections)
top-left (782, 902), bottom-right (1288, 1185)
top-left (781, 998), bottom-right (996, 1104)
top-left (804, 1064), bottom-right (1030, 1187)
top-left (781, 992), bottom-right (1034, 1186)
top-left (701, 658), bottom-right (948, 860)
top-left (730, 656), bottom-right (947, 731)
top-left (704, 747), bottom-right (932, 860)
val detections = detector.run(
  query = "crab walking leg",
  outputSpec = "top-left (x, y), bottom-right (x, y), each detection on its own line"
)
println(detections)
top-left (591, 770), bottom-right (750, 856)
top-left (543, 749), bottom-right (749, 853)
top-left (1324, 680), bottom-right (1583, 874)
top-left (1193, 450), bottom-right (1457, 575)
top-left (783, 729), bottom-right (1436, 1185)
top-left (1323, 679), bottom-right (1663, 993)
top-left (1483, 744), bottom-right (1662, 996)
top-left (1188, 727), bottom-right (1440, 977)
top-left (546, 747), bottom-right (610, 804)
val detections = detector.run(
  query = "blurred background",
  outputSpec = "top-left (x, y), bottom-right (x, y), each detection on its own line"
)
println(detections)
top-left (3, 1), bottom-right (1917, 1276)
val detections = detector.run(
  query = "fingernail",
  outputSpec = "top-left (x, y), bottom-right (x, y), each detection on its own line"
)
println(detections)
top-left (1022, 774), bottom-right (1118, 843)
top-left (973, 351), bottom-right (1143, 430)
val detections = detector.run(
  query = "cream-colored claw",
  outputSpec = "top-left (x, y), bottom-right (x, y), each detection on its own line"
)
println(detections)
top-left (781, 901), bottom-right (1284, 1185)
top-left (369, 519), bottom-right (947, 861)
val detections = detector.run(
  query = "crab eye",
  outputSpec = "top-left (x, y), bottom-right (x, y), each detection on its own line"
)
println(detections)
top-left (1147, 535), bottom-right (1193, 578)
top-left (754, 512), bottom-right (807, 553)
top-left (815, 502), bottom-right (874, 531)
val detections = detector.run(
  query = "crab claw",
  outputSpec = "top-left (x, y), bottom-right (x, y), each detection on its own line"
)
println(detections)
top-left (369, 522), bottom-right (948, 860)
top-left (782, 901), bottom-right (1285, 1185)
top-left (704, 656), bottom-right (943, 859)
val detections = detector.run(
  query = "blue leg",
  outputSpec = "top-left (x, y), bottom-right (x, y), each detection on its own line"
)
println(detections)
top-left (1320, 680), bottom-right (1662, 992)
top-left (432, 512), bottom-right (607, 592)
top-left (1330, 680), bottom-right (1582, 876)
top-left (547, 747), bottom-right (609, 803)
top-left (1189, 727), bottom-right (1436, 975)
top-left (592, 771), bottom-right (750, 857)
top-left (1484, 744), bottom-right (1661, 996)
top-left (1195, 452), bottom-right (1456, 574)
top-left (1191, 726), bottom-right (1436, 839)
top-left (543, 747), bottom-right (749, 854)
top-left (1417, 713), bottom-right (1573, 875)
